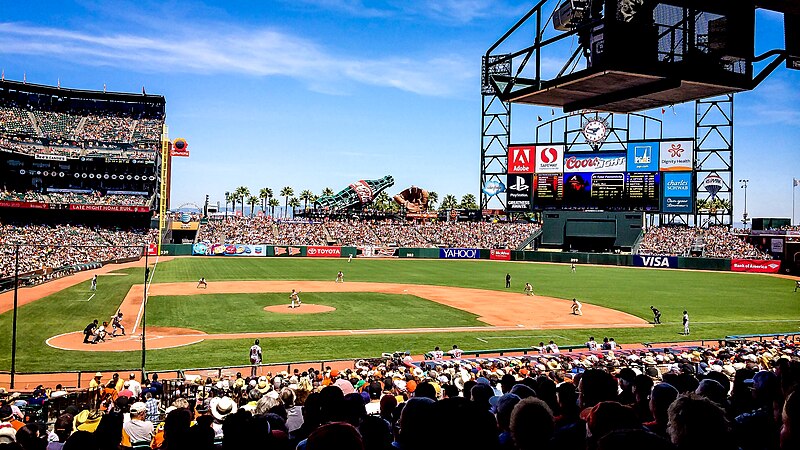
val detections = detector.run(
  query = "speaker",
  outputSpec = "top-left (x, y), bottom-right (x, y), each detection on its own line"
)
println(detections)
top-left (787, 14), bottom-right (800, 70)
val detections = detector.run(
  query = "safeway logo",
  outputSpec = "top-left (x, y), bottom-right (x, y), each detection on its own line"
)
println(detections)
top-left (508, 146), bottom-right (534, 173)
top-left (440, 248), bottom-right (479, 259)
top-left (535, 145), bottom-right (564, 173)
top-left (307, 246), bottom-right (342, 258)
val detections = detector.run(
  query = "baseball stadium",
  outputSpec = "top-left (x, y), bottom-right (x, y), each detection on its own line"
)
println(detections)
top-left (1, 1), bottom-right (800, 449)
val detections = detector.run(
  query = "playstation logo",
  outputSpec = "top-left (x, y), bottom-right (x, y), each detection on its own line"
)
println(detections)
top-left (509, 176), bottom-right (530, 191)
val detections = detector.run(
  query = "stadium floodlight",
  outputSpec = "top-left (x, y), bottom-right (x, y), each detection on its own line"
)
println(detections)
top-left (739, 179), bottom-right (750, 225)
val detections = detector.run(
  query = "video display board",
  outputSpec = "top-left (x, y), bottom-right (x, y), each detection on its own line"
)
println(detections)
top-left (511, 141), bottom-right (693, 213)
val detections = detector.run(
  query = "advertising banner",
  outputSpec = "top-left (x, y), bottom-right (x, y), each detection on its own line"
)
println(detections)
top-left (633, 255), bottom-right (678, 268)
top-left (506, 174), bottom-right (533, 212)
top-left (535, 145), bottom-right (564, 173)
top-left (564, 153), bottom-right (626, 173)
top-left (660, 141), bottom-right (694, 171)
top-left (274, 246), bottom-right (303, 256)
top-left (0, 201), bottom-right (49, 209)
top-left (306, 246), bottom-right (342, 258)
top-left (146, 243), bottom-right (158, 256)
top-left (730, 259), bottom-right (781, 273)
top-left (626, 142), bottom-right (659, 172)
top-left (662, 172), bottom-right (693, 213)
top-left (482, 179), bottom-right (505, 197)
top-left (35, 154), bottom-right (68, 161)
top-left (490, 249), bottom-right (512, 260)
top-left (68, 204), bottom-right (150, 213)
top-left (508, 146), bottom-right (535, 173)
top-left (771, 238), bottom-right (784, 253)
top-left (192, 243), bottom-right (208, 255)
top-left (440, 248), bottom-right (480, 259)
top-left (359, 247), bottom-right (398, 258)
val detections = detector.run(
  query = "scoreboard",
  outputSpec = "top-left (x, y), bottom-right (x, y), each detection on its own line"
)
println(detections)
top-left (509, 141), bottom-right (693, 213)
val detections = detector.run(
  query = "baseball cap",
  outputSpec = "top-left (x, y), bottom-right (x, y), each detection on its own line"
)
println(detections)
top-left (130, 402), bottom-right (147, 414)
top-left (330, 370), bottom-right (339, 378)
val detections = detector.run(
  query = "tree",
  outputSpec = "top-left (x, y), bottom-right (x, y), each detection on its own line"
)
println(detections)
top-left (427, 191), bottom-right (438, 211)
top-left (288, 197), bottom-right (301, 218)
top-left (460, 194), bottom-right (478, 210)
top-left (235, 186), bottom-right (250, 216)
top-left (259, 188), bottom-right (273, 214)
top-left (321, 187), bottom-right (334, 197)
top-left (247, 196), bottom-right (258, 217)
top-left (440, 194), bottom-right (458, 211)
top-left (299, 190), bottom-right (315, 210)
top-left (268, 198), bottom-right (280, 217)
top-left (280, 186), bottom-right (294, 218)
top-left (225, 191), bottom-right (233, 216)
top-left (374, 191), bottom-right (391, 211)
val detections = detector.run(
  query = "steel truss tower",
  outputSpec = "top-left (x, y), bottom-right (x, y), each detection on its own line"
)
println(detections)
top-left (694, 94), bottom-right (734, 226)
top-left (480, 55), bottom-right (512, 210)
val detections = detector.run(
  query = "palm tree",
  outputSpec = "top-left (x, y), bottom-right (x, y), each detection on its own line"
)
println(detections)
top-left (460, 194), bottom-right (478, 210)
top-left (259, 188), bottom-right (273, 214)
top-left (247, 196), bottom-right (259, 217)
top-left (234, 186), bottom-right (250, 216)
top-left (299, 190), bottom-right (315, 210)
top-left (268, 198), bottom-right (280, 217)
top-left (224, 191), bottom-right (232, 218)
top-left (321, 187), bottom-right (334, 197)
top-left (374, 191), bottom-right (391, 211)
top-left (440, 194), bottom-right (458, 211)
top-left (427, 191), bottom-right (438, 211)
top-left (288, 197), bottom-right (301, 218)
top-left (280, 186), bottom-right (294, 218)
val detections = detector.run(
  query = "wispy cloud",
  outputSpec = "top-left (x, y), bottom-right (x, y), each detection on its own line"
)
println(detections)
top-left (287, 0), bottom-right (524, 24)
top-left (0, 22), bottom-right (473, 97)
top-left (737, 75), bottom-right (800, 126)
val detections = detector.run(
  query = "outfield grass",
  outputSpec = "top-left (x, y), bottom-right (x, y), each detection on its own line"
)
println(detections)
top-left (0, 257), bottom-right (797, 372)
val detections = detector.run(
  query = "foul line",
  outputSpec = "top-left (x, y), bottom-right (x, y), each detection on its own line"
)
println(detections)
top-left (478, 334), bottom-right (567, 340)
top-left (80, 293), bottom-right (96, 302)
top-left (131, 254), bottom-right (160, 335)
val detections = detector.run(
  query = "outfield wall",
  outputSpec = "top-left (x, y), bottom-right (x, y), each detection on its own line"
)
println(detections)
top-left (179, 243), bottom-right (780, 273)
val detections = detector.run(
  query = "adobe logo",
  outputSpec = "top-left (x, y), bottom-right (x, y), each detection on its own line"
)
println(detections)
top-left (508, 146), bottom-right (534, 173)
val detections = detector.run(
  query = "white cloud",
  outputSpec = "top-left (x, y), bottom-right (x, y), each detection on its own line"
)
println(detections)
top-left (0, 22), bottom-right (474, 97)
top-left (287, 0), bottom-right (525, 24)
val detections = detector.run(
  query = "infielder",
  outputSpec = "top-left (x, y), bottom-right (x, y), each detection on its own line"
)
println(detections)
top-left (571, 298), bottom-right (583, 316)
top-left (197, 277), bottom-right (208, 289)
top-left (524, 282), bottom-right (533, 296)
top-left (289, 289), bottom-right (302, 308)
top-left (336, 271), bottom-right (344, 283)
top-left (650, 306), bottom-right (662, 324)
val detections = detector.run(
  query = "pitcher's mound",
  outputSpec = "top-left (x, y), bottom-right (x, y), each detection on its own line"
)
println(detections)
top-left (264, 304), bottom-right (336, 314)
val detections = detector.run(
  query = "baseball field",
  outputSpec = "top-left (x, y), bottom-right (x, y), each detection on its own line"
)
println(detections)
top-left (0, 257), bottom-right (798, 373)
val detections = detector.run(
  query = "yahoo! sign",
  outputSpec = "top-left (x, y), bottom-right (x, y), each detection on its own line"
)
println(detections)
top-left (439, 248), bottom-right (480, 259)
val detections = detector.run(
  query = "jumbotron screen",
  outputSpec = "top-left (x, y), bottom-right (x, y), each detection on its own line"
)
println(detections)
top-left (506, 141), bottom-right (694, 213)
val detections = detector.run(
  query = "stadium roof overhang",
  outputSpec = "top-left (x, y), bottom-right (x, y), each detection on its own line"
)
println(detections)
top-left (0, 79), bottom-right (165, 106)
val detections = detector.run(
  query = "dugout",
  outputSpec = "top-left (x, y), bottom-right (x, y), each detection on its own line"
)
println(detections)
top-left (541, 210), bottom-right (643, 252)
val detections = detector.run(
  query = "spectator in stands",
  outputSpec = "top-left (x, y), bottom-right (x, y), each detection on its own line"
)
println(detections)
top-left (510, 397), bottom-right (555, 450)
top-left (668, 393), bottom-right (736, 450)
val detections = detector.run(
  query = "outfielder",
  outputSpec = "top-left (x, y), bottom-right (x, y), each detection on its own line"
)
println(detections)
top-left (682, 310), bottom-right (690, 335)
top-left (90, 274), bottom-right (97, 291)
top-left (289, 289), bottom-right (302, 308)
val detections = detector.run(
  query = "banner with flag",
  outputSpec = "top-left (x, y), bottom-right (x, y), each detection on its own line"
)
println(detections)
top-left (794, 178), bottom-right (800, 187)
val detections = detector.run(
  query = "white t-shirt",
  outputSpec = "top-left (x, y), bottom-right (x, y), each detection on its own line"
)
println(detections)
top-left (450, 348), bottom-right (463, 359)
top-left (431, 350), bottom-right (444, 361)
top-left (587, 341), bottom-right (598, 351)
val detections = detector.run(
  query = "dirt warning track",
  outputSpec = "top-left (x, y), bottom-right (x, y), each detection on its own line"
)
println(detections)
top-left (47, 281), bottom-right (650, 351)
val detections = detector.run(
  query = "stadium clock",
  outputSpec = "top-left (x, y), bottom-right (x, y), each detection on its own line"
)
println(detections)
top-left (582, 119), bottom-right (608, 144)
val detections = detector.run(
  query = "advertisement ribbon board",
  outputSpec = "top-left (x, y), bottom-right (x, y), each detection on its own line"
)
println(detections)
top-left (730, 259), bottom-right (781, 273)
top-left (439, 248), bottom-right (480, 259)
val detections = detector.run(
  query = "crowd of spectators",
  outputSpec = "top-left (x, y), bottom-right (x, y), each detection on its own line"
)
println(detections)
top-left (639, 225), bottom-right (771, 259)
top-left (196, 217), bottom-right (540, 249)
top-left (7, 336), bottom-right (798, 449)
top-left (0, 190), bottom-right (47, 204)
top-left (0, 222), bottom-right (157, 279)
top-left (0, 106), bottom-right (36, 135)
top-left (46, 192), bottom-right (151, 207)
top-left (81, 114), bottom-right (135, 142)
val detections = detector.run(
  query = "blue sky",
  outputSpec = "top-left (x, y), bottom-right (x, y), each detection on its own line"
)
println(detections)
top-left (1, 1), bottom-right (798, 222)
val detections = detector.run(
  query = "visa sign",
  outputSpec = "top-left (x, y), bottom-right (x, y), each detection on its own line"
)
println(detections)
top-left (440, 248), bottom-right (480, 259)
top-left (633, 255), bottom-right (678, 268)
